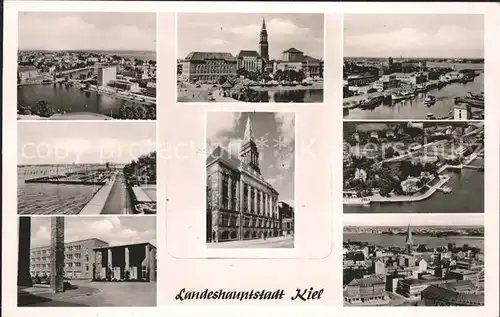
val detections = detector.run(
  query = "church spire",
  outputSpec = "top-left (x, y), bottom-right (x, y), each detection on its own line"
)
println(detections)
top-left (262, 17), bottom-right (266, 30)
top-left (243, 115), bottom-right (255, 144)
top-left (405, 224), bottom-right (414, 253)
top-left (240, 114), bottom-right (260, 173)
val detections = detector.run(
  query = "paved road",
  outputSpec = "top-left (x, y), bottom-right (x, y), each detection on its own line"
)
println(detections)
top-left (101, 171), bottom-right (134, 214)
top-left (19, 280), bottom-right (156, 307)
top-left (209, 237), bottom-right (294, 249)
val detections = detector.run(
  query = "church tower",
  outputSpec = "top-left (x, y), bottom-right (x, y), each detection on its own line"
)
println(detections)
top-left (405, 224), bottom-right (414, 254)
top-left (240, 115), bottom-right (260, 173)
top-left (259, 17), bottom-right (269, 63)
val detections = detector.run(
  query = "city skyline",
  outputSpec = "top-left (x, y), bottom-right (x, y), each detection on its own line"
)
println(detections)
top-left (207, 112), bottom-right (295, 207)
top-left (28, 216), bottom-right (157, 248)
top-left (344, 215), bottom-right (484, 227)
top-left (18, 12), bottom-right (156, 51)
top-left (344, 14), bottom-right (484, 58)
top-left (18, 122), bottom-right (156, 165)
top-left (177, 13), bottom-right (324, 60)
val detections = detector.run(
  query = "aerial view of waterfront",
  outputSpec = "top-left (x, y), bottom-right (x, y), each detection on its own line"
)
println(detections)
top-left (343, 14), bottom-right (484, 120)
top-left (176, 13), bottom-right (324, 103)
top-left (18, 122), bottom-right (157, 215)
top-left (17, 12), bottom-right (157, 120)
top-left (343, 121), bottom-right (484, 213)
top-left (343, 217), bottom-right (485, 306)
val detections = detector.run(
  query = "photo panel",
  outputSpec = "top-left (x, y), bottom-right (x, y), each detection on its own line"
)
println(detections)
top-left (17, 11), bottom-right (157, 121)
top-left (342, 214), bottom-right (485, 307)
top-left (17, 121), bottom-right (157, 215)
top-left (342, 121), bottom-right (485, 214)
top-left (164, 108), bottom-right (333, 259)
top-left (176, 12), bottom-right (325, 104)
top-left (17, 215), bottom-right (157, 307)
top-left (342, 14), bottom-right (484, 121)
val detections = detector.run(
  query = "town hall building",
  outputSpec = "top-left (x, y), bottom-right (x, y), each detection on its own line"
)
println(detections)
top-left (206, 115), bottom-right (281, 243)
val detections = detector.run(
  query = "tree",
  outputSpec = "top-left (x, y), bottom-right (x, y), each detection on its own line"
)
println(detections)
top-left (145, 106), bottom-right (156, 120)
top-left (218, 75), bottom-right (227, 85)
top-left (236, 68), bottom-right (247, 77)
top-left (36, 100), bottom-right (54, 118)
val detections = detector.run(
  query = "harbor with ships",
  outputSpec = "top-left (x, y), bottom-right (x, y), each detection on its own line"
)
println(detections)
top-left (343, 59), bottom-right (484, 120)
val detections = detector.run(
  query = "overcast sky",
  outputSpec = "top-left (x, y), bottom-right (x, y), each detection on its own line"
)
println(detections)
top-left (344, 14), bottom-right (484, 58)
top-left (18, 122), bottom-right (156, 165)
top-left (28, 216), bottom-right (156, 248)
top-left (207, 112), bottom-right (295, 207)
top-left (18, 12), bottom-right (156, 51)
top-left (178, 13), bottom-right (324, 60)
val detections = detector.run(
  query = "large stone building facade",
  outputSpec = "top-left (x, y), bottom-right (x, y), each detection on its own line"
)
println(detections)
top-left (206, 116), bottom-right (281, 242)
top-left (180, 52), bottom-right (237, 83)
top-left (237, 50), bottom-right (263, 73)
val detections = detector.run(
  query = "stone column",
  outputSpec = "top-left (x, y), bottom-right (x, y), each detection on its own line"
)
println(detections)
top-left (18, 217), bottom-right (33, 286)
top-left (228, 176), bottom-right (233, 210)
top-left (108, 249), bottom-right (113, 268)
top-left (235, 179), bottom-right (239, 212)
top-left (144, 244), bottom-right (150, 281)
top-left (259, 192), bottom-right (265, 215)
top-left (218, 172), bottom-right (223, 208)
top-left (125, 247), bottom-right (130, 271)
top-left (265, 194), bottom-right (269, 216)
top-left (247, 185), bottom-right (252, 213)
top-left (254, 188), bottom-right (258, 214)
top-left (50, 217), bottom-right (65, 294)
top-left (239, 180), bottom-right (244, 212)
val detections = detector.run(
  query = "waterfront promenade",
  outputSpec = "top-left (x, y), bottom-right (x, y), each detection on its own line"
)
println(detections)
top-left (369, 175), bottom-right (450, 203)
top-left (79, 171), bottom-right (119, 215)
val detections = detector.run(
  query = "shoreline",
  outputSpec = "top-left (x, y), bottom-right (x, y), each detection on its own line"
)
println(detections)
top-left (18, 112), bottom-right (113, 121)
top-left (250, 82), bottom-right (323, 92)
top-left (343, 233), bottom-right (484, 239)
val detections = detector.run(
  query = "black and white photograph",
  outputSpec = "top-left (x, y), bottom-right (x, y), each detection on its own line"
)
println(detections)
top-left (17, 216), bottom-right (157, 306)
top-left (343, 14), bottom-right (484, 120)
top-left (18, 122), bottom-right (157, 215)
top-left (343, 121), bottom-right (484, 213)
top-left (17, 12), bottom-right (157, 120)
top-left (177, 13), bottom-right (324, 103)
top-left (206, 112), bottom-right (295, 248)
top-left (343, 216), bottom-right (484, 306)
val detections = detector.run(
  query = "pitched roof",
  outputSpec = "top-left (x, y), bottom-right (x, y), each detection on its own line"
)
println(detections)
top-left (347, 276), bottom-right (384, 287)
top-left (206, 146), bottom-right (278, 194)
top-left (221, 81), bottom-right (233, 88)
top-left (237, 50), bottom-right (261, 58)
top-left (282, 48), bottom-right (303, 54)
top-left (18, 65), bottom-right (38, 72)
top-left (422, 285), bottom-right (484, 306)
top-left (184, 52), bottom-right (236, 62)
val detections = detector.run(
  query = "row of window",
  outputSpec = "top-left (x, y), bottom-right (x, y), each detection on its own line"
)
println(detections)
top-left (31, 262), bottom-right (86, 269)
top-left (219, 214), bottom-right (279, 229)
top-left (31, 245), bottom-right (82, 256)
top-left (32, 254), bottom-right (89, 262)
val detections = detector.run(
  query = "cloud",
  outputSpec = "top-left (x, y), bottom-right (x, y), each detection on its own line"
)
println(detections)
top-left (206, 112), bottom-right (242, 142)
top-left (202, 38), bottom-right (229, 46)
top-left (231, 18), bottom-right (310, 38)
top-left (274, 112), bottom-right (295, 147)
top-left (344, 25), bottom-right (484, 58)
top-left (30, 217), bottom-right (156, 248)
top-left (18, 13), bottom-right (156, 51)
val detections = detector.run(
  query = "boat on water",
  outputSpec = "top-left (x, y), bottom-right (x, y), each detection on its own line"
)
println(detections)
top-left (426, 113), bottom-right (436, 120)
top-left (391, 92), bottom-right (405, 101)
top-left (424, 95), bottom-right (436, 105)
top-left (441, 186), bottom-right (452, 193)
top-left (343, 197), bottom-right (371, 206)
top-left (466, 92), bottom-right (484, 101)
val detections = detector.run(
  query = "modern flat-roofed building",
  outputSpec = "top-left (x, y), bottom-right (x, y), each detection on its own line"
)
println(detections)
top-left (30, 238), bottom-right (109, 279)
top-left (93, 242), bottom-right (157, 282)
top-left (181, 52), bottom-right (237, 83)
top-left (97, 66), bottom-right (117, 87)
